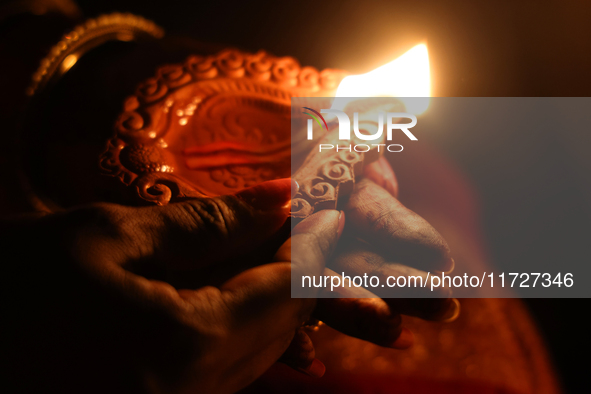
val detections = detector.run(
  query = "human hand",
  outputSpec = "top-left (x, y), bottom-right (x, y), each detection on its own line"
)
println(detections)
top-left (308, 157), bottom-right (459, 352)
top-left (3, 179), bottom-right (342, 394)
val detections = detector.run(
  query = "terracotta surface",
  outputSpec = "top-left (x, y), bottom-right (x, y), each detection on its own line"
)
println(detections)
top-left (99, 50), bottom-right (345, 209)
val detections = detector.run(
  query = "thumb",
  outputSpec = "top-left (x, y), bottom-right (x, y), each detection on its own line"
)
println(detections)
top-left (129, 178), bottom-right (297, 268)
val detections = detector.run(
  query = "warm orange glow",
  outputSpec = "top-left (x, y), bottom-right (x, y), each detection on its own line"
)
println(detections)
top-left (60, 54), bottom-right (79, 74)
top-left (332, 44), bottom-right (431, 115)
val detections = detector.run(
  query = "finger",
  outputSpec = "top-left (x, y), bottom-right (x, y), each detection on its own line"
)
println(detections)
top-left (171, 210), bottom-right (342, 385)
top-left (175, 263), bottom-right (312, 393)
top-left (121, 178), bottom-right (296, 269)
top-left (331, 235), bottom-right (452, 299)
top-left (210, 209), bottom-right (342, 335)
top-left (330, 236), bottom-right (456, 321)
top-left (363, 156), bottom-right (399, 198)
top-left (314, 269), bottom-right (414, 349)
top-left (278, 328), bottom-right (325, 377)
top-left (189, 210), bottom-right (340, 319)
top-left (282, 210), bottom-right (346, 298)
top-left (177, 210), bottom-right (342, 340)
top-left (346, 178), bottom-right (454, 272)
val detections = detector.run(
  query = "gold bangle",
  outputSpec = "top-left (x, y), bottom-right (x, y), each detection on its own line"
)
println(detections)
top-left (19, 12), bottom-right (164, 213)
top-left (26, 12), bottom-right (164, 97)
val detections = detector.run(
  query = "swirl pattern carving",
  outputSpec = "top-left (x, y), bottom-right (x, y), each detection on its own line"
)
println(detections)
top-left (99, 49), bottom-right (349, 209)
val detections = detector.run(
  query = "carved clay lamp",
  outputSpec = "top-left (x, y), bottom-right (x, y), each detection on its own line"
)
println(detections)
top-left (98, 43), bottom-right (430, 217)
top-left (19, 12), bottom-right (429, 217)
top-left (99, 49), bottom-right (347, 214)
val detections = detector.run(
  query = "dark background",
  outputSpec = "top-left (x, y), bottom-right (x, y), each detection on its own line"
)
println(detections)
top-left (5, 0), bottom-right (591, 392)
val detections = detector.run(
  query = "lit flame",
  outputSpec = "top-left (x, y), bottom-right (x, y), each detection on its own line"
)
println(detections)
top-left (332, 44), bottom-right (431, 115)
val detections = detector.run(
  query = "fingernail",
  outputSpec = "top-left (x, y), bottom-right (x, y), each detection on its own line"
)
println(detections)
top-left (443, 258), bottom-right (455, 274)
top-left (235, 179), bottom-right (292, 211)
top-left (389, 327), bottom-right (414, 349)
top-left (291, 179), bottom-right (300, 199)
top-left (336, 210), bottom-right (345, 239)
top-left (297, 358), bottom-right (326, 378)
top-left (441, 298), bottom-right (461, 322)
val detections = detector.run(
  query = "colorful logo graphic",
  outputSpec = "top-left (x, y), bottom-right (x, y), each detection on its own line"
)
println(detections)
top-left (302, 107), bottom-right (328, 132)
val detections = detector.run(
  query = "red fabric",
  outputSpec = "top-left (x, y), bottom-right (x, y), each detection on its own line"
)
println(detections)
top-left (240, 363), bottom-right (522, 394)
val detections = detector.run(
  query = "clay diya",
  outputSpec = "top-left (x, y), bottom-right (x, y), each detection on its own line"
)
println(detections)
top-left (99, 49), bottom-right (385, 218)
